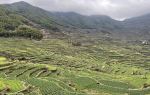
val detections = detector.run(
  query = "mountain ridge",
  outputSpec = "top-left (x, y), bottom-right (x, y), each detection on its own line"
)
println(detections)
top-left (10, 1), bottom-right (150, 22)
top-left (0, 1), bottom-right (150, 40)
top-left (3, 1), bottom-right (122, 30)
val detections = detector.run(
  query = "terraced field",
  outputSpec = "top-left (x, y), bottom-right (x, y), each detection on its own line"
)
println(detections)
top-left (0, 38), bottom-right (150, 95)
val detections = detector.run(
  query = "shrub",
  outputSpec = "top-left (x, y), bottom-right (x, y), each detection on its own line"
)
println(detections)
top-left (0, 31), bottom-right (16, 37)
top-left (72, 41), bottom-right (82, 46)
top-left (0, 25), bottom-right (43, 40)
top-left (16, 25), bottom-right (43, 40)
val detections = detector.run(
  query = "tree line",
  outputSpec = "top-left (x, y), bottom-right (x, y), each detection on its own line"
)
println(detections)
top-left (0, 25), bottom-right (43, 40)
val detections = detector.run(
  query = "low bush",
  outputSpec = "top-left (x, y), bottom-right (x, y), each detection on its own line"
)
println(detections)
top-left (72, 42), bottom-right (82, 46)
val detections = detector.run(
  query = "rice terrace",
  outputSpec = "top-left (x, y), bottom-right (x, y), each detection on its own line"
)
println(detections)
top-left (0, 1), bottom-right (150, 95)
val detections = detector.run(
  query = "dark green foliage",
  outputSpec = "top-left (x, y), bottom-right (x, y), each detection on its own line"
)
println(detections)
top-left (0, 6), bottom-right (43, 40)
top-left (72, 41), bottom-right (82, 46)
top-left (0, 26), bottom-right (43, 40)
top-left (0, 7), bottom-right (27, 32)
top-left (16, 25), bottom-right (43, 40)
top-left (0, 31), bottom-right (16, 37)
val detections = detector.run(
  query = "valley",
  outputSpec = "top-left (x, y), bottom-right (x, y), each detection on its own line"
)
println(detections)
top-left (0, 1), bottom-right (150, 95)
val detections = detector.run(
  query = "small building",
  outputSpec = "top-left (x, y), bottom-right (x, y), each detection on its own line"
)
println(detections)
top-left (142, 40), bottom-right (149, 45)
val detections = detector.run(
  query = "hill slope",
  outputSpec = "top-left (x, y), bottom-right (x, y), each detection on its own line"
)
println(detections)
top-left (124, 14), bottom-right (150, 33)
top-left (0, 1), bottom-right (150, 95)
top-left (0, 1), bottom-right (150, 40)
top-left (124, 13), bottom-right (150, 30)
top-left (0, 5), bottom-right (28, 32)
top-left (2, 1), bottom-right (123, 30)
top-left (0, 5), bottom-right (43, 40)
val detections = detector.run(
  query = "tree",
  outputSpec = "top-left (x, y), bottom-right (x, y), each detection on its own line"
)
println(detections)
top-left (16, 25), bottom-right (43, 40)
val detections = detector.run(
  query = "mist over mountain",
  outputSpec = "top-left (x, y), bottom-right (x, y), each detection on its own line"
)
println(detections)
top-left (124, 13), bottom-right (150, 30)
top-left (3, 1), bottom-right (122, 29)
top-left (0, 1), bottom-right (150, 40)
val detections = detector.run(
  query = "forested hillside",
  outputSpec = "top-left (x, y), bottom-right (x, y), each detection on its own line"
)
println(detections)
top-left (0, 5), bottom-right (43, 40)
top-left (0, 1), bottom-right (150, 40)
top-left (3, 1), bottom-right (122, 30)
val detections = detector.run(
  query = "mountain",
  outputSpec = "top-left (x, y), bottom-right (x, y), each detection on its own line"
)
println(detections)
top-left (51, 12), bottom-right (122, 30)
top-left (124, 14), bottom-right (150, 33)
top-left (124, 13), bottom-right (150, 30)
top-left (123, 14), bottom-right (150, 39)
top-left (2, 1), bottom-right (64, 29)
top-left (2, 1), bottom-right (122, 30)
top-left (0, 5), bottom-right (28, 32)
top-left (0, 3), bottom-right (43, 40)
top-left (0, 1), bottom-right (150, 40)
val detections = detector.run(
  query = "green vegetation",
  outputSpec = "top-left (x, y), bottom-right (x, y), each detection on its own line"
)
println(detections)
top-left (0, 25), bottom-right (43, 40)
top-left (0, 6), bottom-right (43, 40)
top-left (0, 78), bottom-right (25, 93)
top-left (0, 1), bottom-right (150, 95)
top-left (0, 6), bottom-right (27, 32)
top-left (0, 38), bottom-right (149, 95)
top-left (16, 25), bottom-right (43, 40)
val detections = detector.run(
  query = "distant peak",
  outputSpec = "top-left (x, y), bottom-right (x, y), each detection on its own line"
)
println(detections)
top-left (12, 1), bottom-right (31, 5)
top-left (14, 1), bottom-right (27, 3)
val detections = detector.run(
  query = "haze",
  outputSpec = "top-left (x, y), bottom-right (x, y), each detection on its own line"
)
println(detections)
top-left (0, 0), bottom-right (150, 20)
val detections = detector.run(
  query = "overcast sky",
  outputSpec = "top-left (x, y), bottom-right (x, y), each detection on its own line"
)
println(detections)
top-left (0, 0), bottom-right (150, 20)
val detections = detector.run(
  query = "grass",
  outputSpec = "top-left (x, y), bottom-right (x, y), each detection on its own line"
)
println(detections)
top-left (0, 78), bottom-right (25, 93)
top-left (0, 37), bottom-right (149, 95)
top-left (0, 57), bottom-right (6, 65)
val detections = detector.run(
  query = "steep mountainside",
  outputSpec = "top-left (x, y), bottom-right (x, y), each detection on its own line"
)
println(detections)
top-left (2, 1), bottom-right (123, 31)
top-left (51, 12), bottom-right (122, 30)
top-left (124, 13), bottom-right (150, 30)
top-left (0, 5), bottom-right (28, 32)
top-left (2, 1), bottom-right (65, 30)
top-left (124, 14), bottom-right (150, 32)
top-left (123, 14), bottom-right (150, 39)
top-left (0, 1), bottom-right (150, 40)
top-left (0, 5), bottom-right (43, 40)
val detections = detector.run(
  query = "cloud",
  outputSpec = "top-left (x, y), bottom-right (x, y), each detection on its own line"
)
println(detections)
top-left (0, 0), bottom-right (150, 20)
